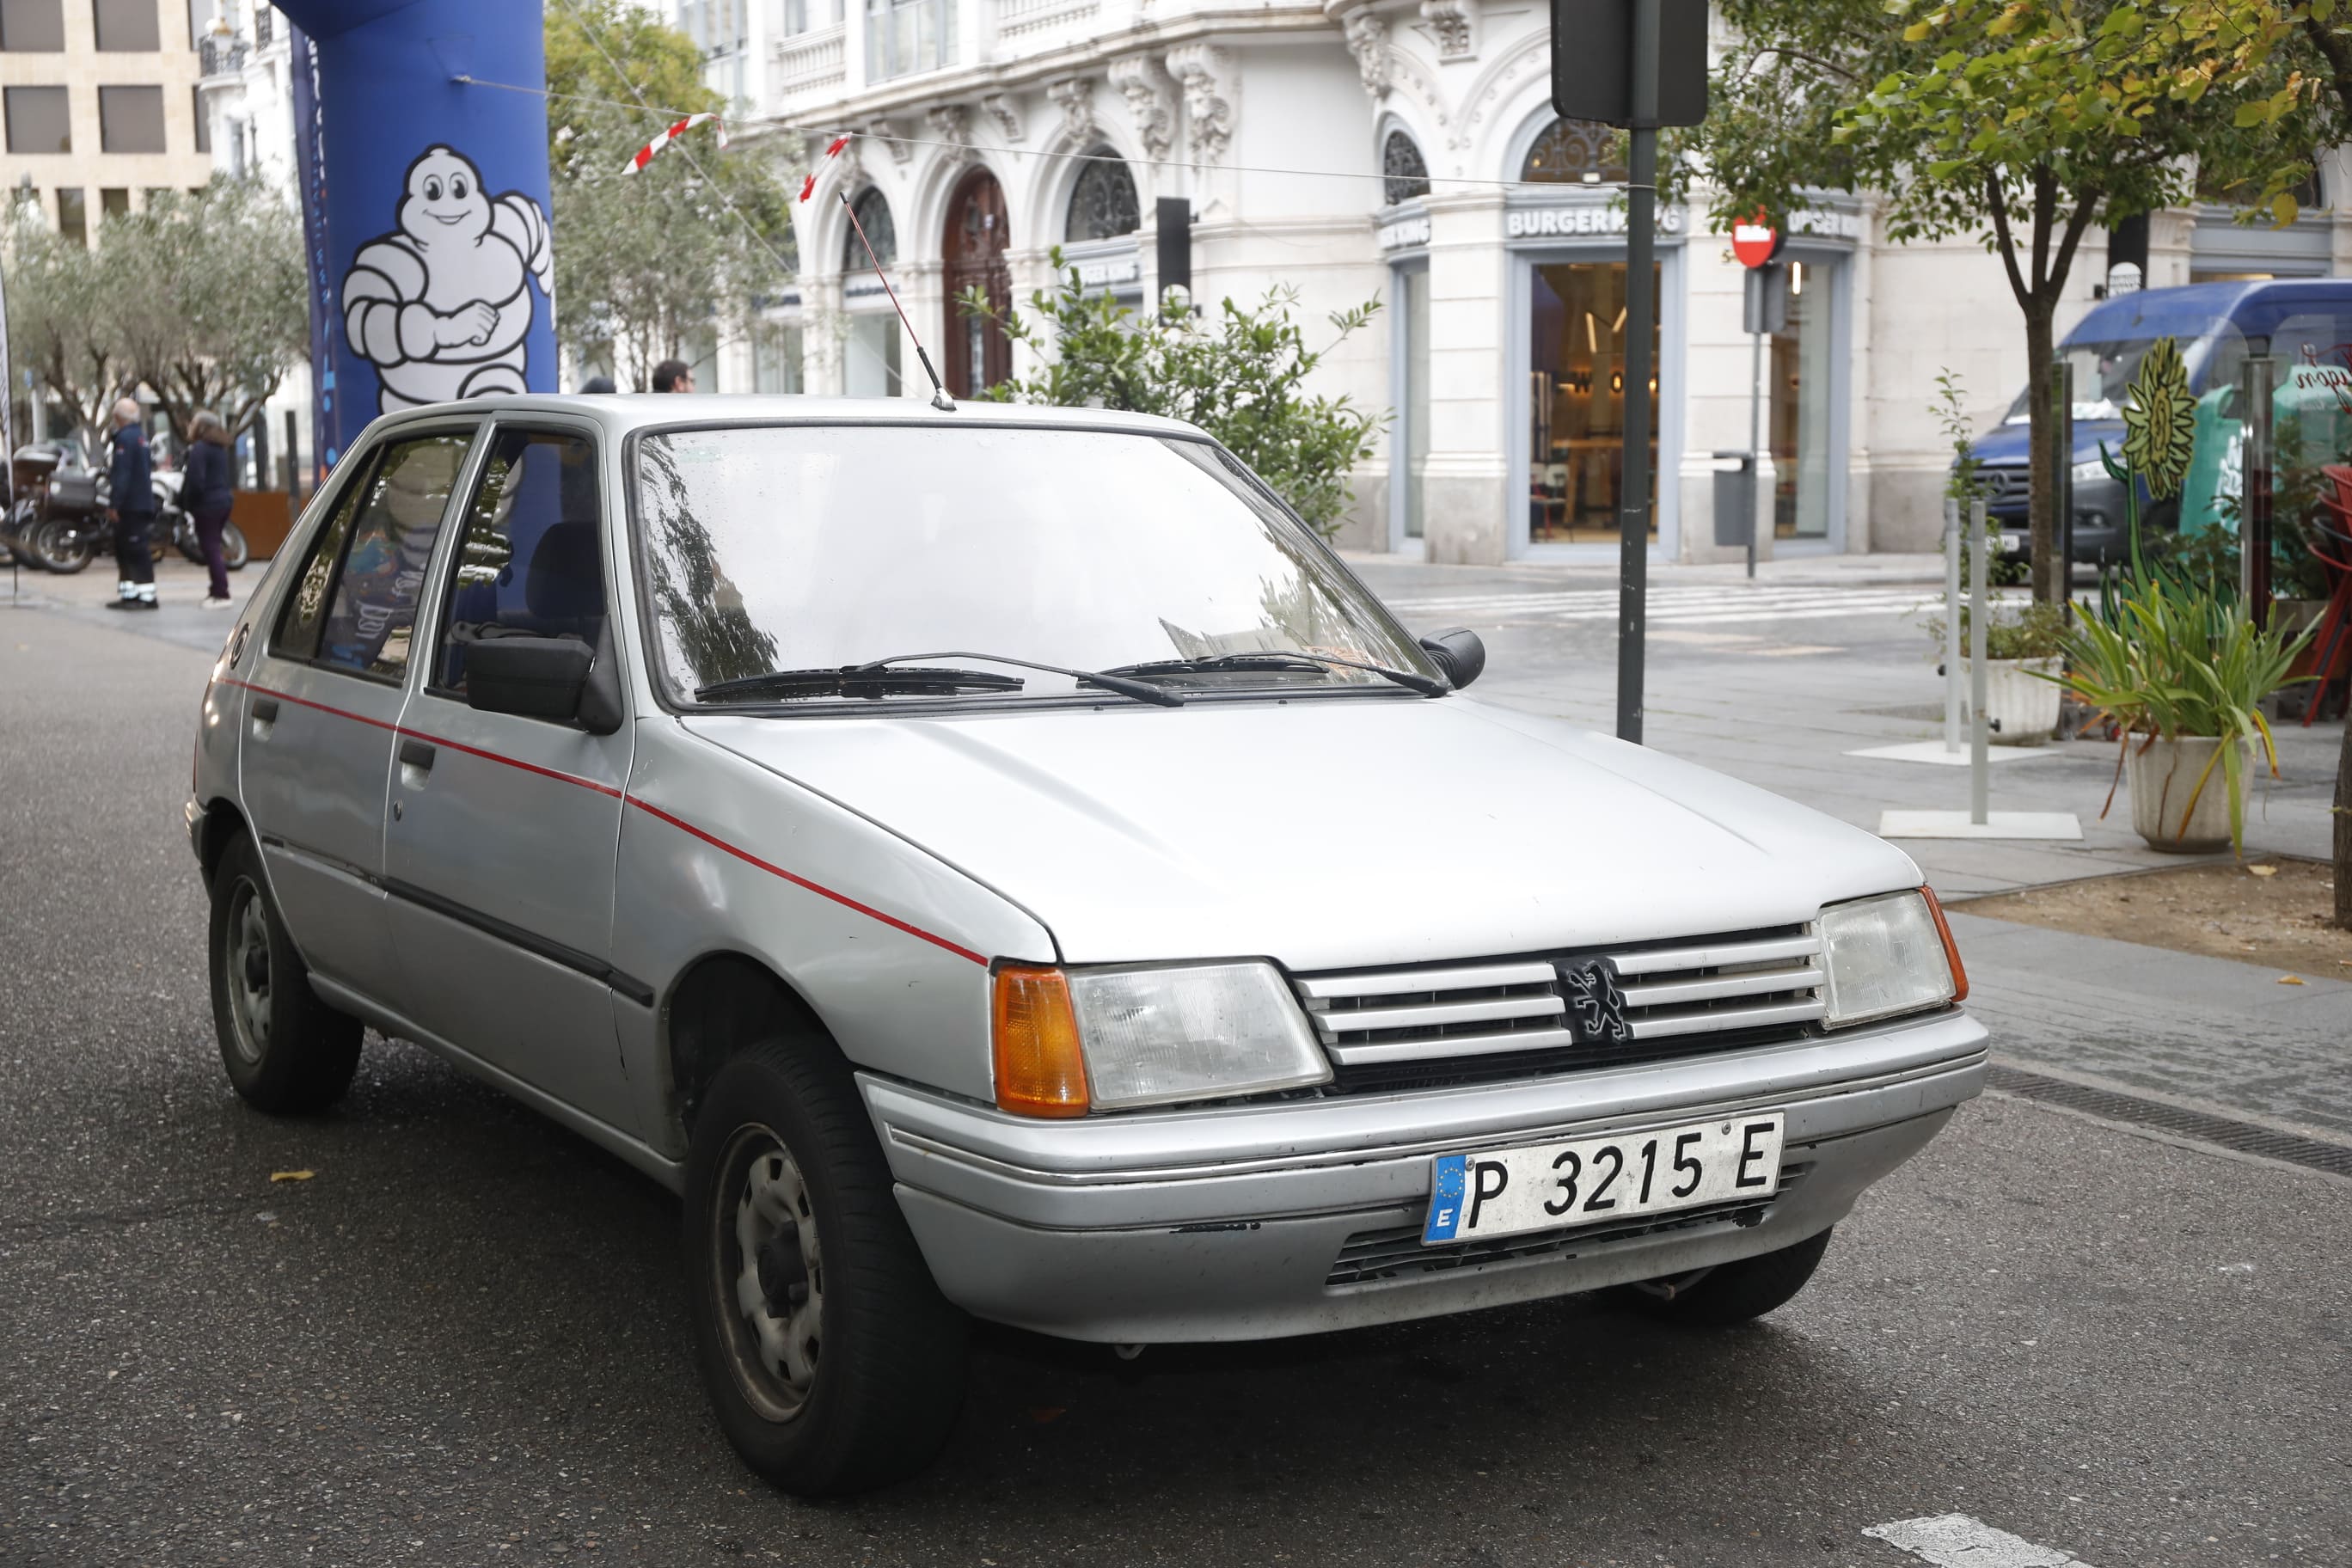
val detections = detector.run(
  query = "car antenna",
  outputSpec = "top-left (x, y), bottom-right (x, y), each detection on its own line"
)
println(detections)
top-left (839, 187), bottom-right (955, 413)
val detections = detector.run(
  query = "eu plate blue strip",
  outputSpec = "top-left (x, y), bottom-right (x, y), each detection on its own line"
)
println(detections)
top-left (1424, 1154), bottom-right (1467, 1243)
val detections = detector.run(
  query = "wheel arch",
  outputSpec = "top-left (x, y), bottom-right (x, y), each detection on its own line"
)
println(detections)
top-left (198, 797), bottom-right (251, 887)
top-left (661, 951), bottom-right (842, 1148)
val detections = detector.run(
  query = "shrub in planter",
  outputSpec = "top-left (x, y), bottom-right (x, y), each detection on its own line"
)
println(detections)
top-left (1919, 600), bottom-right (2068, 744)
top-left (2051, 575), bottom-right (2310, 854)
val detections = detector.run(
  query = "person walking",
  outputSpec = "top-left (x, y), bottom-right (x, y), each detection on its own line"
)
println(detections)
top-left (651, 358), bottom-right (695, 393)
top-left (183, 411), bottom-right (238, 609)
top-left (104, 398), bottom-right (158, 612)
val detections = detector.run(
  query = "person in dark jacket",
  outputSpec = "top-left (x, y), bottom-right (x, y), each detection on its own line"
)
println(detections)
top-left (184, 410), bottom-right (237, 608)
top-left (104, 398), bottom-right (157, 611)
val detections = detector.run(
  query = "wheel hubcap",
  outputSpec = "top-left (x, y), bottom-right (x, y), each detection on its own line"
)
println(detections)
top-left (223, 879), bottom-right (272, 1065)
top-left (714, 1124), bottom-right (823, 1421)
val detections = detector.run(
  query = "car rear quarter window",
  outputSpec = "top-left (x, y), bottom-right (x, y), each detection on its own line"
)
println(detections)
top-left (273, 432), bottom-right (472, 678)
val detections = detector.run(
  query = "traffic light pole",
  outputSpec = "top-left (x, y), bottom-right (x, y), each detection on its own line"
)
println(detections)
top-left (1614, 0), bottom-right (1658, 744)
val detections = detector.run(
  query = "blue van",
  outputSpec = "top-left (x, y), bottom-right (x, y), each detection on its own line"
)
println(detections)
top-left (1967, 279), bottom-right (2352, 561)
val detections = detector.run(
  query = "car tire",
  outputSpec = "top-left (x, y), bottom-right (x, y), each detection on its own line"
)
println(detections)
top-left (1612, 1226), bottom-right (1834, 1327)
top-left (207, 833), bottom-right (364, 1113)
top-left (683, 1038), bottom-right (968, 1497)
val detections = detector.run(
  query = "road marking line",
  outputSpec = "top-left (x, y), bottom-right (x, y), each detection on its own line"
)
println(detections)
top-left (1865, 1514), bottom-right (2090, 1567)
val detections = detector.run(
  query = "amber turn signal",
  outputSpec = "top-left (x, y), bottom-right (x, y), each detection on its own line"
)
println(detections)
top-left (1921, 886), bottom-right (1969, 1003)
top-left (992, 965), bottom-right (1090, 1118)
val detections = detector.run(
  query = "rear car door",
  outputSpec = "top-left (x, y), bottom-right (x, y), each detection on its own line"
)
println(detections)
top-left (382, 421), bottom-right (639, 1134)
top-left (236, 426), bottom-right (477, 1002)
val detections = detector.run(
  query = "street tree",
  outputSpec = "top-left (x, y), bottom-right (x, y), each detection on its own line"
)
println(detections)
top-left (1687, 0), bottom-right (2320, 603)
top-left (106, 181), bottom-right (307, 443)
top-left (544, 0), bottom-right (793, 390)
top-left (3, 209), bottom-right (129, 457)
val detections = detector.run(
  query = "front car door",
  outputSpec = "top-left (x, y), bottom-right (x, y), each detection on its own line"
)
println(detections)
top-left (236, 425), bottom-right (477, 1002)
top-left (382, 420), bottom-right (639, 1134)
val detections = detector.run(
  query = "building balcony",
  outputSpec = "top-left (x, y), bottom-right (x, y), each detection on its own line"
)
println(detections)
top-left (773, 21), bottom-right (848, 100)
top-left (199, 36), bottom-right (248, 80)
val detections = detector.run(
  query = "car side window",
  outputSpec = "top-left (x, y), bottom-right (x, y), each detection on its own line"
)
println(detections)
top-left (2269, 309), bottom-right (2352, 374)
top-left (432, 427), bottom-right (606, 696)
top-left (305, 433), bottom-right (473, 680)
top-left (272, 452), bottom-right (375, 663)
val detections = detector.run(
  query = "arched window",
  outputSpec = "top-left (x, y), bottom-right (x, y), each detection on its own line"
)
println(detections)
top-left (842, 187), bottom-right (896, 269)
top-left (1520, 118), bottom-right (1626, 185)
top-left (1381, 130), bottom-right (1430, 207)
top-left (1064, 150), bottom-right (1139, 242)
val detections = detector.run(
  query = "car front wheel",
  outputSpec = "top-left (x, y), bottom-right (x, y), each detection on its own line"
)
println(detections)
top-left (1611, 1226), bottom-right (1834, 1327)
top-left (207, 833), bottom-right (363, 1112)
top-left (683, 1040), bottom-right (967, 1496)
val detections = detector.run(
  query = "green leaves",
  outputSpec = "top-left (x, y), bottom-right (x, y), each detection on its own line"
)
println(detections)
top-left (962, 253), bottom-right (1385, 534)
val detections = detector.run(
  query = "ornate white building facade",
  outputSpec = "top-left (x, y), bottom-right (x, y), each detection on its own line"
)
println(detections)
top-left (672, 3), bottom-right (2352, 559)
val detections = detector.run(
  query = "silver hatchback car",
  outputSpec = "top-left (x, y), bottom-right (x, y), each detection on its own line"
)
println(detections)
top-left (188, 396), bottom-right (1985, 1494)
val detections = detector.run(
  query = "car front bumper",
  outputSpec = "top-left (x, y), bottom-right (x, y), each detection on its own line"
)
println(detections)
top-left (861, 1008), bottom-right (1988, 1344)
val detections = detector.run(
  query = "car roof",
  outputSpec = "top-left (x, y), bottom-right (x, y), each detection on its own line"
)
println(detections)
top-left (364, 394), bottom-right (1210, 443)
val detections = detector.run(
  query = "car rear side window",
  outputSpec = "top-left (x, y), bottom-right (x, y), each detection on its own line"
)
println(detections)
top-left (274, 432), bottom-right (471, 678)
top-left (432, 427), bottom-right (604, 695)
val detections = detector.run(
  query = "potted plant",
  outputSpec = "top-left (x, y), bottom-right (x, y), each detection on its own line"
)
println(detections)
top-left (2053, 337), bottom-right (2312, 854)
top-left (1920, 599), bottom-right (2069, 744)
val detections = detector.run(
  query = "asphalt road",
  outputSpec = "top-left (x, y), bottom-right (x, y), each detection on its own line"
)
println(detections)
top-left (3, 603), bottom-right (2349, 1568)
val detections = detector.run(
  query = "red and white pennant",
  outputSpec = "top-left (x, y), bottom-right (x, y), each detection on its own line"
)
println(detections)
top-left (620, 113), bottom-right (727, 175)
top-left (799, 134), bottom-right (853, 202)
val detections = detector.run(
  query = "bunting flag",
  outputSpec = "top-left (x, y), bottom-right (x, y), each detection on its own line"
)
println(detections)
top-left (621, 113), bottom-right (727, 175)
top-left (799, 134), bottom-right (853, 202)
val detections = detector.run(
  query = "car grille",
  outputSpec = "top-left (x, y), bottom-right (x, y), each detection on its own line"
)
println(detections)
top-left (1975, 464), bottom-right (2028, 513)
top-left (1324, 1164), bottom-right (1814, 1287)
top-left (1292, 924), bottom-right (1828, 1095)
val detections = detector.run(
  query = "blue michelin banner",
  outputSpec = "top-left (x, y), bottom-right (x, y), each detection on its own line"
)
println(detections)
top-left (276, 1), bottom-right (556, 471)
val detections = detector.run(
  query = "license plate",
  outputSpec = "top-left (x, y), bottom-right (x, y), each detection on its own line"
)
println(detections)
top-left (1423, 1113), bottom-right (1785, 1245)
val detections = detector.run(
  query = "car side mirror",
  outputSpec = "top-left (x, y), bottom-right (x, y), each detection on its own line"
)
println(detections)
top-left (1418, 627), bottom-right (1485, 690)
top-left (465, 633), bottom-right (622, 734)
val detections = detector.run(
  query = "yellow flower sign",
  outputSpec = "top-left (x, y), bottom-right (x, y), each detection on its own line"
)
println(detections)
top-left (2122, 336), bottom-right (2195, 500)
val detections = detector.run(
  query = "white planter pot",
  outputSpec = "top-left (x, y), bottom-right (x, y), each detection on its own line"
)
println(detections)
top-left (1963, 657), bottom-right (2061, 746)
top-left (2126, 735), bottom-right (2255, 854)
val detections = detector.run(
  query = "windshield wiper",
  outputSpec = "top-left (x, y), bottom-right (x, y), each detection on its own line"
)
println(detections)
top-left (850, 650), bottom-right (1185, 707)
top-left (694, 666), bottom-right (1025, 702)
top-left (1103, 652), bottom-right (1449, 697)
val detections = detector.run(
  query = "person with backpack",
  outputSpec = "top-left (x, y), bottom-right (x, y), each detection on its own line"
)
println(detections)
top-left (183, 411), bottom-right (238, 609)
top-left (104, 399), bottom-right (157, 611)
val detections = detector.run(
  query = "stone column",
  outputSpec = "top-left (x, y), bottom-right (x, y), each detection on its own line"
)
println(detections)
top-left (1420, 190), bottom-right (1510, 565)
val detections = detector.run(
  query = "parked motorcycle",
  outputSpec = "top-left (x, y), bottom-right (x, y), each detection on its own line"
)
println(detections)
top-left (10, 444), bottom-right (248, 577)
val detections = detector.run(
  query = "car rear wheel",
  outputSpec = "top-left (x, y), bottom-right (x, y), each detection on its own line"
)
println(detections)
top-left (1611, 1226), bottom-right (1834, 1327)
top-left (207, 833), bottom-right (364, 1113)
top-left (683, 1039), bottom-right (967, 1496)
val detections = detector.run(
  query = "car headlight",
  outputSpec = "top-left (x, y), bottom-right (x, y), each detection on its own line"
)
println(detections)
top-left (992, 961), bottom-right (1332, 1116)
top-left (1819, 889), bottom-right (1966, 1028)
top-left (2069, 457), bottom-right (2109, 484)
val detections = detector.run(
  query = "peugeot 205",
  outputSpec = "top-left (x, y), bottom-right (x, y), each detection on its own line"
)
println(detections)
top-left (187, 395), bottom-right (1985, 1495)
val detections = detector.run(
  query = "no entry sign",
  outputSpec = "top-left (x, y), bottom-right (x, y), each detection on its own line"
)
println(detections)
top-left (1731, 210), bottom-right (1779, 269)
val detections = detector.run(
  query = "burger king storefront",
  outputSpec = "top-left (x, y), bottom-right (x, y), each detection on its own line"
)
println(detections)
top-left (1381, 119), bottom-right (1864, 565)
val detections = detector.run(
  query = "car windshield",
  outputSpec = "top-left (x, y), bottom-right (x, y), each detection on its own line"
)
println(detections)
top-left (632, 423), bottom-right (1437, 707)
top-left (2001, 336), bottom-right (2192, 424)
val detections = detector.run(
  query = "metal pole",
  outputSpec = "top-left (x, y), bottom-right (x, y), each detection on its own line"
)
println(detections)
top-left (2240, 355), bottom-right (2274, 629)
top-left (1945, 496), bottom-right (1962, 753)
top-left (1969, 495), bottom-right (1990, 825)
top-left (2053, 359), bottom-right (2073, 619)
top-left (1613, 0), bottom-right (1660, 743)
top-left (1746, 318), bottom-right (1762, 580)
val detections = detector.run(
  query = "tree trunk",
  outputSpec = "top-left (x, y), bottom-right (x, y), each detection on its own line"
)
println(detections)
top-left (2337, 715), bottom-right (2350, 929)
top-left (2023, 300), bottom-right (2060, 603)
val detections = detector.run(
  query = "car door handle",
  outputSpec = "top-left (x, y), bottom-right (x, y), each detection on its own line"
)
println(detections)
top-left (251, 697), bottom-right (279, 722)
top-left (398, 739), bottom-right (437, 772)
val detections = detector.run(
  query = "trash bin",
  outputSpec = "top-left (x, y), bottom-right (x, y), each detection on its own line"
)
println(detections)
top-left (1712, 453), bottom-right (1755, 548)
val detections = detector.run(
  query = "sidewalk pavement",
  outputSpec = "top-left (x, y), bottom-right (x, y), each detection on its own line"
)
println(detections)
top-left (1343, 548), bottom-right (1955, 588)
top-left (1948, 910), bottom-right (2352, 1146)
top-left (2, 556), bottom-right (249, 657)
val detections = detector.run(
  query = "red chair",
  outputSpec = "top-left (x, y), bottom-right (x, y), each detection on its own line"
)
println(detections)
top-left (2304, 466), bottom-right (2352, 725)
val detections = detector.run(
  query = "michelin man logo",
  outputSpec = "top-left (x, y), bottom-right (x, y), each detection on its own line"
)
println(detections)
top-left (342, 146), bottom-right (553, 413)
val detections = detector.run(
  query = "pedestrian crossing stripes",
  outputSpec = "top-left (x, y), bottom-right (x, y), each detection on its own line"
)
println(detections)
top-left (1379, 585), bottom-right (1945, 627)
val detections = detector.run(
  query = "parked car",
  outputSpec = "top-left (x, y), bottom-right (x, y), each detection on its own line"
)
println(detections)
top-left (188, 395), bottom-right (1987, 1495)
top-left (1965, 278), bottom-right (2352, 561)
